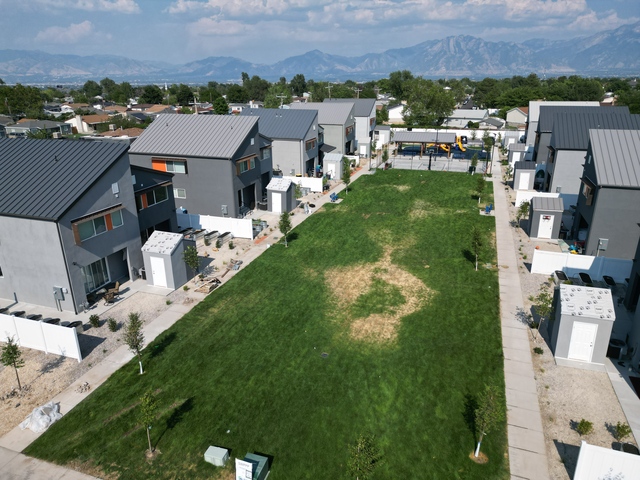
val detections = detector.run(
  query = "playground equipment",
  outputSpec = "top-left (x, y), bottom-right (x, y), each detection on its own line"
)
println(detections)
top-left (455, 136), bottom-right (467, 151)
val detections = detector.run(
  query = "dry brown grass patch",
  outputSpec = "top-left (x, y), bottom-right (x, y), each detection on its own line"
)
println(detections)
top-left (325, 248), bottom-right (433, 342)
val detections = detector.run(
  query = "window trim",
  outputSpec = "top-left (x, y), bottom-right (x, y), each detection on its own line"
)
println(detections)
top-left (71, 205), bottom-right (125, 244)
top-left (305, 138), bottom-right (317, 151)
top-left (174, 187), bottom-right (187, 199)
top-left (137, 185), bottom-right (170, 211)
top-left (235, 155), bottom-right (258, 175)
top-left (151, 157), bottom-right (188, 174)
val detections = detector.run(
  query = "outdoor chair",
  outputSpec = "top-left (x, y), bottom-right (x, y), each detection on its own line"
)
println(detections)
top-left (603, 276), bottom-right (616, 288)
top-left (554, 270), bottom-right (568, 284)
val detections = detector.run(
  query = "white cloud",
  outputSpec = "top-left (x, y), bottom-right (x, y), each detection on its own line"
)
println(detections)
top-left (34, 20), bottom-right (94, 43)
top-left (167, 0), bottom-right (328, 16)
top-left (190, 16), bottom-right (247, 36)
top-left (34, 0), bottom-right (141, 13)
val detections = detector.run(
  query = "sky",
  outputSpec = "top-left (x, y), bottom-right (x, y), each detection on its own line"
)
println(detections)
top-left (0, 0), bottom-right (638, 65)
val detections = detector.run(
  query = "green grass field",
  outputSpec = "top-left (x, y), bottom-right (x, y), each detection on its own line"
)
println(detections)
top-left (25, 170), bottom-right (507, 479)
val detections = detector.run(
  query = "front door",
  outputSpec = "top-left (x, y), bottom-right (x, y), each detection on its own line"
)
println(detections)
top-left (150, 256), bottom-right (167, 288)
top-left (272, 192), bottom-right (282, 214)
top-left (537, 215), bottom-right (554, 239)
top-left (567, 321), bottom-right (597, 362)
top-left (518, 172), bottom-right (530, 190)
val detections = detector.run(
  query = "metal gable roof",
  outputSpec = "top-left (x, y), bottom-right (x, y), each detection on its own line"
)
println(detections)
top-left (538, 106), bottom-right (629, 133)
top-left (129, 114), bottom-right (258, 159)
top-left (240, 108), bottom-right (317, 141)
top-left (323, 98), bottom-right (376, 117)
top-left (532, 196), bottom-right (564, 211)
top-left (392, 131), bottom-right (457, 144)
top-left (550, 110), bottom-right (640, 150)
top-left (289, 102), bottom-right (354, 125)
top-left (0, 138), bottom-right (128, 221)
top-left (590, 129), bottom-right (640, 188)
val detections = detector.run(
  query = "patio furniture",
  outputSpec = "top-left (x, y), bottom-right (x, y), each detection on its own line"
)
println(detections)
top-left (0, 307), bottom-right (9, 315)
top-left (66, 321), bottom-right (83, 333)
top-left (10, 311), bottom-right (25, 317)
top-left (555, 270), bottom-right (569, 282)
top-left (26, 314), bottom-right (42, 321)
top-left (578, 272), bottom-right (593, 285)
top-left (103, 282), bottom-right (120, 305)
top-left (622, 443), bottom-right (640, 455)
top-left (44, 318), bottom-right (60, 325)
top-left (603, 276), bottom-right (616, 288)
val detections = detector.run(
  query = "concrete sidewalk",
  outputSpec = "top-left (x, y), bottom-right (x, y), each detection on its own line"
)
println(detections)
top-left (490, 150), bottom-right (550, 480)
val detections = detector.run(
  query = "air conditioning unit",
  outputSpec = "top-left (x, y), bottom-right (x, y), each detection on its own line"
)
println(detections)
top-left (52, 132), bottom-right (62, 139)
top-left (108, 124), bottom-right (116, 131)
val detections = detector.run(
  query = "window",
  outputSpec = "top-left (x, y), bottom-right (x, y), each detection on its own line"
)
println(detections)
top-left (81, 258), bottom-right (109, 293)
top-left (261, 148), bottom-right (271, 160)
top-left (137, 186), bottom-right (169, 211)
top-left (73, 207), bottom-right (124, 244)
top-left (174, 188), bottom-right (186, 199)
top-left (582, 182), bottom-right (594, 206)
top-left (346, 125), bottom-right (353, 136)
top-left (0, 265), bottom-right (3, 277)
top-left (151, 157), bottom-right (187, 174)
top-left (306, 138), bottom-right (316, 151)
top-left (236, 156), bottom-right (257, 175)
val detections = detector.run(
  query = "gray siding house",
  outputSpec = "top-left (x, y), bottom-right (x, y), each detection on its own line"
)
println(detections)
top-left (0, 138), bottom-right (144, 313)
top-left (131, 166), bottom-right (179, 243)
top-left (525, 101), bottom-right (599, 149)
top-left (241, 108), bottom-right (319, 177)
top-left (289, 102), bottom-right (356, 156)
top-left (571, 129), bottom-right (640, 259)
top-left (129, 114), bottom-right (271, 218)
top-left (545, 108), bottom-right (637, 206)
top-left (324, 98), bottom-right (376, 156)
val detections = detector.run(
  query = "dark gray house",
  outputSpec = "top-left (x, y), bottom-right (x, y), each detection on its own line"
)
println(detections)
top-left (131, 166), bottom-right (179, 243)
top-left (241, 108), bottom-right (319, 177)
top-left (289, 102), bottom-right (356, 156)
top-left (532, 105), bottom-right (627, 165)
top-left (545, 108), bottom-right (637, 206)
top-left (0, 138), bottom-right (144, 313)
top-left (571, 129), bottom-right (640, 259)
top-left (324, 98), bottom-right (376, 156)
top-left (129, 114), bottom-right (271, 218)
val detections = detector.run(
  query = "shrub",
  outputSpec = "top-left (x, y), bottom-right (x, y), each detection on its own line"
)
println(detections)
top-left (183, 285), bottom-right (189, 291)
top-left (530, 320), bottom-right (540, 329)
top-left (215, 238), bottom-right (222, 249)
top-left (533, 347), bottom-right (544, 355)
top-left (107, 318), bottom-right (118, 332)
top-left (228, 240), bottom-right (235, 250)
top-left (166, 299), bottom-right (172, 305)
top-left (204, 238), bottom-right (210, 247)
top-left (614, 422), bottom-right (632, 442)
top-left (576, 419), bottom-right (593, 436)
top-left (89, 314), bottom-right (100, 328)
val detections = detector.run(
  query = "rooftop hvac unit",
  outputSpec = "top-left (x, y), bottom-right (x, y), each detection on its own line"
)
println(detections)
top-left (52, 132), bottom-right (62, 139)
top-left (108, 124), bottom-right (116, 131)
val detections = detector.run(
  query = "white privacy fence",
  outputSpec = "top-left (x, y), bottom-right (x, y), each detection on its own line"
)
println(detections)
top-left (0, 314), bottom-right (82, 362)
top-left (515, 191), bottom-right (560, 207)
top-left (531, 250), bottom-right (633, 284)
top-left (282, 176), bottom-right (324, 193)
top-left (176, 213), bottom-right (254, 239)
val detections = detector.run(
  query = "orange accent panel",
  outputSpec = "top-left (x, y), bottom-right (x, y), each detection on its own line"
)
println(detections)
top-left (105, 214), bottom-right (113, 231)
top-left (152, 159), bottom-right (166, 171)
top-left (141, 194), bottom-right (148, 209)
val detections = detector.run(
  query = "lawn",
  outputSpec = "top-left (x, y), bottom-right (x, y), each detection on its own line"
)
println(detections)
top-left (25, 171), bottom-right (507, 479)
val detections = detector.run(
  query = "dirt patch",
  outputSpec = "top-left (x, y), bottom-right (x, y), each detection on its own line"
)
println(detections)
top-left (468, 451), bottom-right (489, 464)
top-left (325, 248), bottom-right (433, 342)
top-left (394, 185), bottom-right (410, 192)
top-left (408, 200), bottom-right (446, 219)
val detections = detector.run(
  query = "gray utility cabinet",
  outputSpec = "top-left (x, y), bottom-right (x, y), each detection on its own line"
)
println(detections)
top-left (267, 177), bottom-right (295, 214)
top-left (142, 231), bottom-right (195, 289)
top-left (513, 161), bottom-right (536, 191)
top-left (529, 196), bottom-right (564, 239)
top-left (549, 284), bottom-right (615, 371)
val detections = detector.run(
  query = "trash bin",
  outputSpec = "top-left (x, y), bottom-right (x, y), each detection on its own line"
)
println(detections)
top-left (469, 166), bottom-right (476, 174)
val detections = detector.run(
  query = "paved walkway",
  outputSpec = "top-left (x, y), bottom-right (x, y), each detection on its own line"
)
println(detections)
top-left (0, 161), bottom-right (375, 479)
top-left (490, 149), bottom-right (550, 480)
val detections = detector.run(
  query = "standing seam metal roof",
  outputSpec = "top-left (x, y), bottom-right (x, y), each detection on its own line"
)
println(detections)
top-left (129, 114), bottom-right (258, 159)
top-left (289, 102), bottom-right (354, 125)
top-left (240, 108), bottom-right (317, 140)
top-left (538, 106), bottom-right (629, 132)
top-left (589, 129), bottom-right (640, 188)
top-left (0, 138), bottom-right (128, 220)
top-left (532, 196), bottom-right (564, 211)
top-left (551, 112), bottom-right (640, 150)
top-left (323, 98), bottom-right (376, 117)
top-left (392, 131), bottom-right (457, 143)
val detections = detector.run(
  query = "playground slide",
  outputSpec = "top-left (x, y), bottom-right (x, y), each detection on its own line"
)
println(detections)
top-left (456, 137), bottom-right (466, 151)
top-left (440, 144), bottom-right (450, 153)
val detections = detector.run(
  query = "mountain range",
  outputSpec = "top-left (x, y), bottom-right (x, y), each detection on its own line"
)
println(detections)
top-left (1, 22), bottom-right (638, 84)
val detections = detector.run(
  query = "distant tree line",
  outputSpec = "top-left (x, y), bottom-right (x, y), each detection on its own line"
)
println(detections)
top-left (0, 72), bottom-right (637, 125)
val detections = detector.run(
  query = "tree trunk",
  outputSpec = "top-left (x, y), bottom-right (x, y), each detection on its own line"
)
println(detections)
top-left (475, 254), bottom-right (478, 272)
top-left (284, 235), bottom-right (288, 248)
top-left (534, 317), bottom-right (544, 340)
top-left (13, 363), bottom-right (21, 390)
top-left (146, 425), bottom-right (153, 453)
top-left (138, 355), bottom-right (144, 375)
top-left (474, 433), bottom-right (484, 457)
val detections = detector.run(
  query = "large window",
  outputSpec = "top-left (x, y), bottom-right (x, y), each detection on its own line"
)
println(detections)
top-left (73, 208), bottom-right (124, 244)
top-left (81, 258), bottom-right (109, 293)
top-left (236, 156), bottom-right (257, 175)
top-left (261, 148), bottom-right (271, 160)
top-left (346, 125), bottom-right (353, 136)
top-left (151, 157), bottom-right (187, 174)
top-left (582, 181), bottom-right (594, 206)
top-left (174, 188), bottom-right (186, 199)
top-left (136, 186), bottom-right (169, 211)
top-left (305, 138), bottom-right (316, 151)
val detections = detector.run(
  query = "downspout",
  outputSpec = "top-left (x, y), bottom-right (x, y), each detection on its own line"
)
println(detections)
top-left (56, 222), bottom-right (78, 314)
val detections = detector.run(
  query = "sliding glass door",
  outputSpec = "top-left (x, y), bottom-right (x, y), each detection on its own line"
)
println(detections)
top-left (81, 258), bottom-right (109, 293)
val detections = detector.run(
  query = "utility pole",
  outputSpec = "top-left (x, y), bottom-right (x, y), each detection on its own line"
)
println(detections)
top-left (353, 87), bottom-right (362, 99)
top-left (325, 83), bottom-right (333, 99)
top-left (276, 95), bottom-right (286, 108)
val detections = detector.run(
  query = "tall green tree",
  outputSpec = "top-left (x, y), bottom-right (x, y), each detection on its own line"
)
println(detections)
top-left (123, 312), bottom-right (145, 374)
top-left (532, 289), bottom-right (553, 340)
top-left (264, 83), bottom-right (292, 108)
top-left (403, 78), bottom-right (455, 126)
top-left (138, 389), bottom-right (158, 454)
top-left (290, 73), bottom-right (307, 96)
top-left (82, 80), bottom-right (102, 99)
top-left (278, 211), bottom-right (292, 248)
top-left (213, 96), bottom-right (229, 115)
top-left (175, 84), bottom-right (194, 106)
top-left (100, 77), bottom-right (117, 100)
top-left (182, 245), bottom-right (200, 274)
top-left (342, 157), bottom-right (352, 194)
top-left (1, 337), bottom-right (25, 390)
top-left (474, 384), bottom-right (505, 458)
top-left (139, 85), bottom-right (164, 104)
top-left (388, 70), bottom-right (414, 99)
top-left (226, 84), bottom-right (249, 103)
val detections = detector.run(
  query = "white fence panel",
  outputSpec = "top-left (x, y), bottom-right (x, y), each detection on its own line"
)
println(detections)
top-left (0, 314), bottom-right (82, 361)
top-left (515, 191), bottom-right (559, 207)
top-left (176, 213), bottom-right (253, 239)
top-left (283, 176), bottom-right (324, 193)
top-left (531, 250), bottom-right (633, 283)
